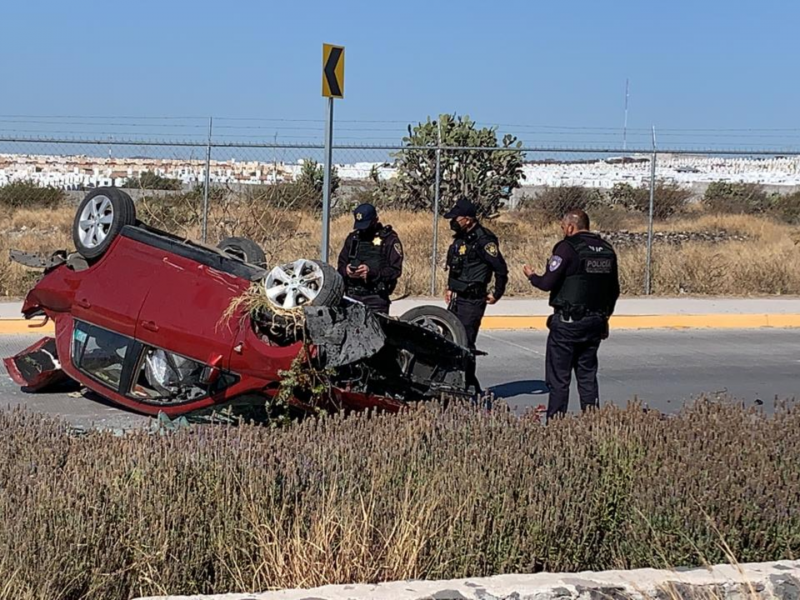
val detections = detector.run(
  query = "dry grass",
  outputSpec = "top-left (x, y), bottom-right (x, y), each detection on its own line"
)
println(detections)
top-left (2, 202), bottom-right (799, 299)
top-left (0, 400), bottom-right (797, 599)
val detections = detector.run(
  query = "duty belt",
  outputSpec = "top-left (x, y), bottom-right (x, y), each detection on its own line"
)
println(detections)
top-left (555, 308), bottom-right (606, 321)
top-left (454, 287), bottom-right (487, 300)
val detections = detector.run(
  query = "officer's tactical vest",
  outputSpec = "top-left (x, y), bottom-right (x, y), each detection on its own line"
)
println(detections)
top-left (447, 226), bottom-right (497, 296)
top-left (550, 234), bottom-right (617, 316)
top-left (346, 226), bottom-right (396, 296)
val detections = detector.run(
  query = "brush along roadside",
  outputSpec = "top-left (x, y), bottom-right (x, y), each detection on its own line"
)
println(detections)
top-left (0, 399), bottom-right (797, 598)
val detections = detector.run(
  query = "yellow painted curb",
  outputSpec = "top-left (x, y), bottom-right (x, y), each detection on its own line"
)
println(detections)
top-left (1, 315), bottom-right (799, 335)
top-left (481, 314), bottom-right (800, 330)
top-left (0, 320), bottom-right (55, 335)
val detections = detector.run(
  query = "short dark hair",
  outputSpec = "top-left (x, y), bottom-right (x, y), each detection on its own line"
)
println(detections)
top-left (563, 208), bottom-right (590, 231)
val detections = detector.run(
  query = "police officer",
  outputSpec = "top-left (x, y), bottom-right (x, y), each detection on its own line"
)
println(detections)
top-left (337, 203), bottom-right (403, 314)
top-left (523, 209), bottom-right (620, 421)
top-left (444, 197), bottom-right (508, 393)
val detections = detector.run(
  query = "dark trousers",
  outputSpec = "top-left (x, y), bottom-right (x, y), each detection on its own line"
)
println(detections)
top-left (449, 296), bottom-right (487, 394)
top-left (348, 293), bottom-right (390, 314)
top-left (545, 313), bottom-right (606, 420)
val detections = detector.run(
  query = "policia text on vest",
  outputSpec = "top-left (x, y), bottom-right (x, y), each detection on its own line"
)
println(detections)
top-left (525, 214), bottom-right (620, 421)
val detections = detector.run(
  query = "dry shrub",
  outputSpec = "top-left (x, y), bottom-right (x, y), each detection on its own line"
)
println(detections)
top-left (519, 186), bottom-right (606, 221)
top-left (0, 181), bottom-right (66, 210)
top-left (136, 187), bottom-right (207, 230)
top-left (702, 183), bottom-right (800, 226)
top-left (592, 205), bottom-right (649, 231)
top-left (772, 191), bottom-right (800, 225)
top-left (609, 182), bottom-right (692, 220)
top-left (0, 400), bottom-right (798, 598)
top-left (702, 182), bottom-right (771, 215)
top-left (123, 171), bottom-right (182, 191)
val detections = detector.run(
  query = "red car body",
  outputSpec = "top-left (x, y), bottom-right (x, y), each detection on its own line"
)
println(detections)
top-left (5, 224), bottom-right (411, 418)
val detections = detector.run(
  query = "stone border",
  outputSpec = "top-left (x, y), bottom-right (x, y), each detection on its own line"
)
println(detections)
top-left (136, 560), bottom-right (800, 600)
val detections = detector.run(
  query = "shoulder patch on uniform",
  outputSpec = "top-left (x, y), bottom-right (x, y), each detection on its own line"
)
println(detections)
top-left (484, 242), bottom-right (498, 257)
top-left (548, 255), bottom-right (563, 272)
top-left (393, 242), bottom-right (403, 257)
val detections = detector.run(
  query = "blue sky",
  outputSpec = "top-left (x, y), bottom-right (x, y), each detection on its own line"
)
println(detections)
top-left (1, 0), bottom-right (797, 148)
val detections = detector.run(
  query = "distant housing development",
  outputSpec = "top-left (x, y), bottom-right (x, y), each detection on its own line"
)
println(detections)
top-left (1, 152), bottom-right (800, 190)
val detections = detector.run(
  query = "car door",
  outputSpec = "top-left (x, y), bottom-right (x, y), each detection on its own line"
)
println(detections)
top-left (135, 250), bottom-right (249, 370)
top-left (70, 234), bottom-right (162, 338)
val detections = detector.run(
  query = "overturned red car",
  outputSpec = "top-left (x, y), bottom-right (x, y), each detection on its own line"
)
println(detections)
top-left (5, 188), bottom-right (474, 420)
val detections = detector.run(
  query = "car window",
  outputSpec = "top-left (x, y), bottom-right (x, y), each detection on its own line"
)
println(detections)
top-left (130, 347), bottom-right (238, 405)
top-left (72, 322), bottom-right (130, 392)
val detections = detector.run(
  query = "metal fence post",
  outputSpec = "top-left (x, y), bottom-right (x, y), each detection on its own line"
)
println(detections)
top-left (430, 120), bottom-right (442, 295)
top-left (201, 117), bottom-right (213, 243)
top-left (644, 126), bottom-right (657, 295)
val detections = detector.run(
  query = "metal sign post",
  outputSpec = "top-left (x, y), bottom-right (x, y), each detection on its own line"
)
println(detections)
top-left (321, 98), bottom-right (334, 263)
top-left (321, 43), bottom-right (345, 263)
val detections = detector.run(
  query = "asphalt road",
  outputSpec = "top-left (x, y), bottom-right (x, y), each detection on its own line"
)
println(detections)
top-left (1, 329), bottom-right (798, 429)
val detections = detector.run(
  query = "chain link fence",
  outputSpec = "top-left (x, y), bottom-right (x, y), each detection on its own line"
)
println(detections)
top-left (2, 135), bottom-right (800, 299)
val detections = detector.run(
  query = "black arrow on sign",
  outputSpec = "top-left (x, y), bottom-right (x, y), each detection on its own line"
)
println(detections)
top-left (324, 47), bottom-right (343, 97)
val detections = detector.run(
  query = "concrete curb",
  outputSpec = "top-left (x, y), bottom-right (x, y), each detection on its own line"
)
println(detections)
top-left (480, 314), bottom-right (800, 331)
top-left (2, 314), bottom-right (800, 335)
top-left (135, 560), bottom-right (800, 600)
top-left (0, 319), bottom-right (55, 335)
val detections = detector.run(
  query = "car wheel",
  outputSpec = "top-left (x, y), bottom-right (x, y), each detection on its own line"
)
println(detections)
top-left (399, 305), bottom-right (470, 347)
top-left (263, 259), bottom-right (344, 311)
top-left (72, 188), bottom-right (136, 260)
top-left (218, 237), bottom-right (267, 267)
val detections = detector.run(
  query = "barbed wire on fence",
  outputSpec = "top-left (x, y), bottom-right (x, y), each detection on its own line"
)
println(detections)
top-left (4, 111), bottom-right (800, 149)
top-left (4, 133), bottom-right (800, 156)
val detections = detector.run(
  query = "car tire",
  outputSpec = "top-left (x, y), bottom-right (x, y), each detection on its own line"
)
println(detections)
top-left (72, 188), bottom-right (137, 260)
top-left (263, 259), bottom-right (344, 311)
top-left (399, 305), bottom-right (470, 347)
top-left (313, 261), bottom-right (345, 307)
top-left (218, 237), bottom-right (267, 267)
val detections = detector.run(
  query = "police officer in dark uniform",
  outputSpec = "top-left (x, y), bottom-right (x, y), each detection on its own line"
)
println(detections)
top-left (523, 209), bottom-right (620, 421)
top-left (337, 203), bottom-right (403, 314)
top-left (444, 197), bottom-right (508, 393)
